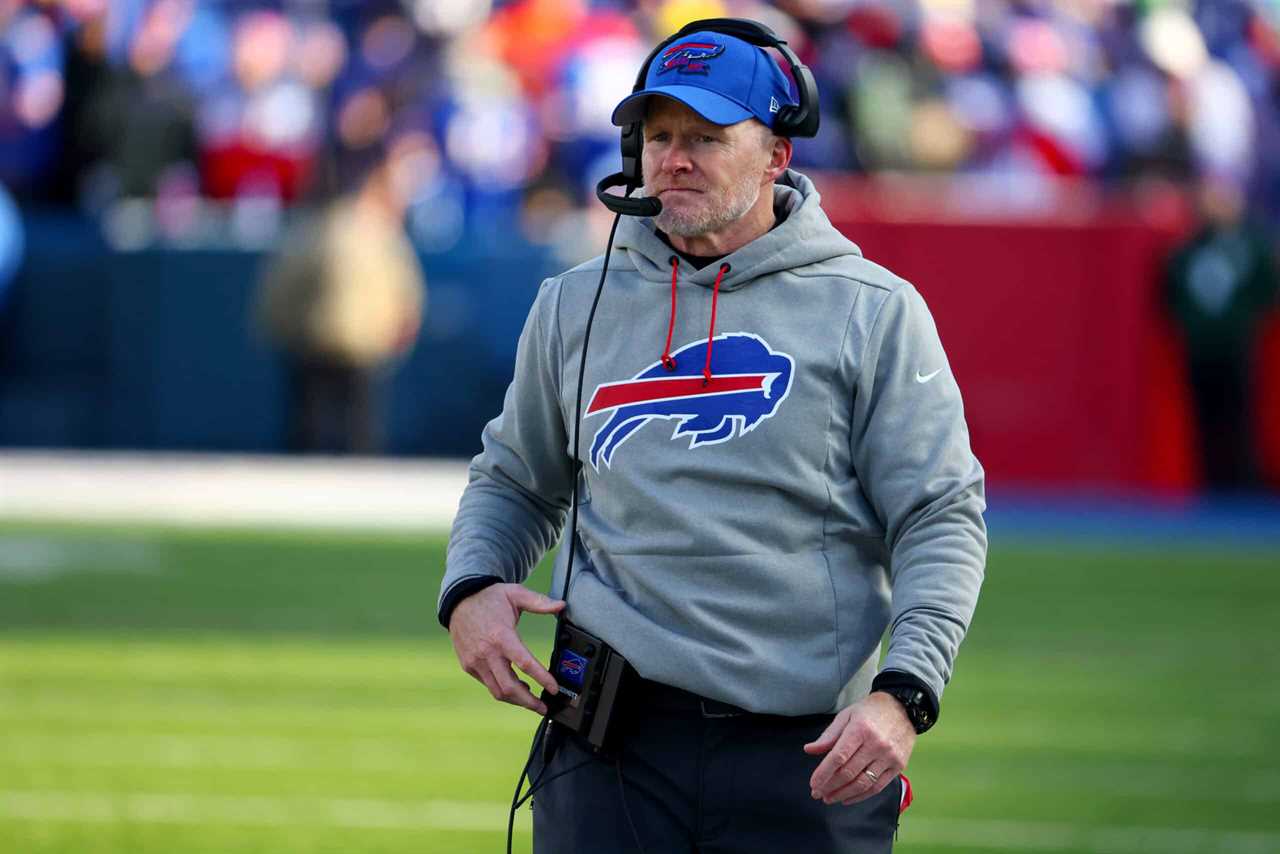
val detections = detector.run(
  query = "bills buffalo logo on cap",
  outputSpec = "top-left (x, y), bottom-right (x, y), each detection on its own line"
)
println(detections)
top-left (658, 41), bottom-right (725, 75)
top-left (586, 333), bottom-right (794, 470)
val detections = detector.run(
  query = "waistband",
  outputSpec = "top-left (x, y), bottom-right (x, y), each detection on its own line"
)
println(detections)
top-left (628, 675), bottom-right (837, 724)
top-left (630, 674), bottom-right (754, 718)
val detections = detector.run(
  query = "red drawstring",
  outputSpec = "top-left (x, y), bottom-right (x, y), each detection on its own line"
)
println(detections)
top-left (703, 263), bottom-right (729, 386)
top-left (661, 256), bottom-right (679, 371)
top-left (661, 257), bottom-right (729, 383)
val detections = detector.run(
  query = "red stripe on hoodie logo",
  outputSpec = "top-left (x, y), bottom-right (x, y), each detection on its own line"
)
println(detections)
top-left (587, 373), bottom-right (772, 414)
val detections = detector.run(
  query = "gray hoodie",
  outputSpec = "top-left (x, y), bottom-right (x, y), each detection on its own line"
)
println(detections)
top-left (439, 169), bottom-right (986, 716)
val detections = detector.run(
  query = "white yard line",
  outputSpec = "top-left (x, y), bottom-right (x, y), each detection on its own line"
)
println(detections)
top-left (0, 451), bottom-right (468, 530)
top-left (900, 818), bottom-right (1280, 853)
top-left (0, 790), bottom-right (509, 833)
top-left (6, 733), bottom-right (1280, 805)
top-left (2, 790), bottom-right (1278, 851)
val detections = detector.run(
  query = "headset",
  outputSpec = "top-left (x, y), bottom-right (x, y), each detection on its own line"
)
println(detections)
top-left (506, 20), bottom-right (822, 853)
top-left (595, 17), bottom-right (821, 218)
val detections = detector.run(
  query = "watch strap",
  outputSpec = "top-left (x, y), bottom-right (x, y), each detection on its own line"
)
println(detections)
top-left (872, 670), bottom-right (939, 734)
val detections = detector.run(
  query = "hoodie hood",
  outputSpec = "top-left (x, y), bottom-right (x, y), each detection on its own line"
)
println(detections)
top-left (613, 168), bottom-right (864, 292)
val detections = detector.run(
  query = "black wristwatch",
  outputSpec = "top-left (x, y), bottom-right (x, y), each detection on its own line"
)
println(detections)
top-left (874, 684), bottom-right (936, 735)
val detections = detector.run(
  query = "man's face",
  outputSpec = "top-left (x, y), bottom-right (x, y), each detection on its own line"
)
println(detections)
top-left (641, 98), bottom-right (774, 238)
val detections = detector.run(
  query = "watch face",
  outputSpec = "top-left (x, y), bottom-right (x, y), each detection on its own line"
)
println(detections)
top-left (892, 689), bottom-right (930, 733)
top-left (874, 684), bottom-right (934, 733)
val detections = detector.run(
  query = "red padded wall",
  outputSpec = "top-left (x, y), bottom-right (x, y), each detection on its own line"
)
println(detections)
top-left (816, 175), bottom-right (1198, 492)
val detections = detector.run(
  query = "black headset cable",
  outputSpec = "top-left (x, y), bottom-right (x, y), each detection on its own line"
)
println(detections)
top-left (558, 210), bottom-right (621, 603)
top-left (505, 211), bottom-right (625, 854)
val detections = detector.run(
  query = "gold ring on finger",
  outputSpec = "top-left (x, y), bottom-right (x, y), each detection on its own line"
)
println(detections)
top-left (864, 770), bottom-right (879, 782)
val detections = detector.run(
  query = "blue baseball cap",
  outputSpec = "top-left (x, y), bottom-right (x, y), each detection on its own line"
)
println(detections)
top-left (611, 31), bottom-right (798, 131)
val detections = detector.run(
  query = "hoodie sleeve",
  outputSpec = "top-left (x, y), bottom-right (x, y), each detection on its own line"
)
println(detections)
top-left (850, 284), bottom-right (987, 708)
top-left (437, 278), bottom-right (574, 623)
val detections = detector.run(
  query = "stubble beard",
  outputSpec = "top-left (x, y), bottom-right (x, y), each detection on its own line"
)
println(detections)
top-left (646, 171), bottom-right (762, 238)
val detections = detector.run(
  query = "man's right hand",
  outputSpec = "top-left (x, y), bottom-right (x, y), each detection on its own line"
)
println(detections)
top-left (448, 583), bottom-right (566, 715)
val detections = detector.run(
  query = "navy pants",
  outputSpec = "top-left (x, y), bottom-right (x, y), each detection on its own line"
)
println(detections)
top-left (529, 680), bottom-right (903, 853)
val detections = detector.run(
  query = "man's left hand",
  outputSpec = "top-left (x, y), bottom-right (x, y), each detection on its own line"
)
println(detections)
top-left (803, 692), bottom-right (917, 805)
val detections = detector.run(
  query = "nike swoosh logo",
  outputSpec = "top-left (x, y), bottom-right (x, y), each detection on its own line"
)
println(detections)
top-left (915, 368), bottom-right (943, 384)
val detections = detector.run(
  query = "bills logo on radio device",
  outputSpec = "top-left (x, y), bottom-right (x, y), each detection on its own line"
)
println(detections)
top-left (556, 649), bottom-right (589, 690)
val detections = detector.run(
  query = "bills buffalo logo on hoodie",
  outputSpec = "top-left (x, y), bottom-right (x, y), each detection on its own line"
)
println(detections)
top-left (586, 333), bottom-right (794, 470)
top-left (658, 41), bottom-right (725, 75)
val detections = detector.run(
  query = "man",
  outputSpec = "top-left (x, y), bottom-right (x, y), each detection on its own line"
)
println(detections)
top-left (257, 145), bottom-right (426, 454)
top-left (439, 27), bottom-right (986, 852)
top-left (1166, 175), bottom-right (1278, 489)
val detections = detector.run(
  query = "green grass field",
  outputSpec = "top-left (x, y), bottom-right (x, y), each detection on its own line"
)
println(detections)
top-left (1, 522), bottom-right (1278, 853)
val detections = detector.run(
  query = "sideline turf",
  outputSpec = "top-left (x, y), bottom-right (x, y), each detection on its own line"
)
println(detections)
top-left (1, 523), bottom-right (1277, 853)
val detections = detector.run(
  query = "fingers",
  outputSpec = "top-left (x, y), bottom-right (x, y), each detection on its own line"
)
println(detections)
top-left (508, 586), bottom-right (566, 616)
top-left (505, 638), bottom-right (559, 695)
top-left (477, 634), bottom-right (558, 712)
top-left (802, 708), bottom-right (849, 755)
top-left (831, 760), bottom-right (895, 806)
top-left (808, 726), bottom-right (863, 796)
top-left (451, 584), bottom-right (563, 712)
top-left (482, 658), bottom-right (548, 715)
top-left (806, 702), bottom-right (910, 806)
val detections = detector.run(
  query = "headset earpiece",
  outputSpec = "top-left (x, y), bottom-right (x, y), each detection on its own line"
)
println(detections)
top-left (620, 121), bottom-right (643, 187)
top-left (767, 42), bottom-right (820, 138)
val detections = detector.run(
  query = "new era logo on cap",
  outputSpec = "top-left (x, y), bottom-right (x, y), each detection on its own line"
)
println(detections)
top-left (611, 30), bottom-right (797, 131)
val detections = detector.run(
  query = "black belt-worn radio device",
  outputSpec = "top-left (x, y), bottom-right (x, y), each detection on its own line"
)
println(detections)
top-left (542, 618), bottom-right (630, 753)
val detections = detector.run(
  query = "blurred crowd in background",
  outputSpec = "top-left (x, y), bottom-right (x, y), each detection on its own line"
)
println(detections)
top-left (1, 0), bottom-right (1279, 258)
top-left (2, 0), bottom-right (1279, 488)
